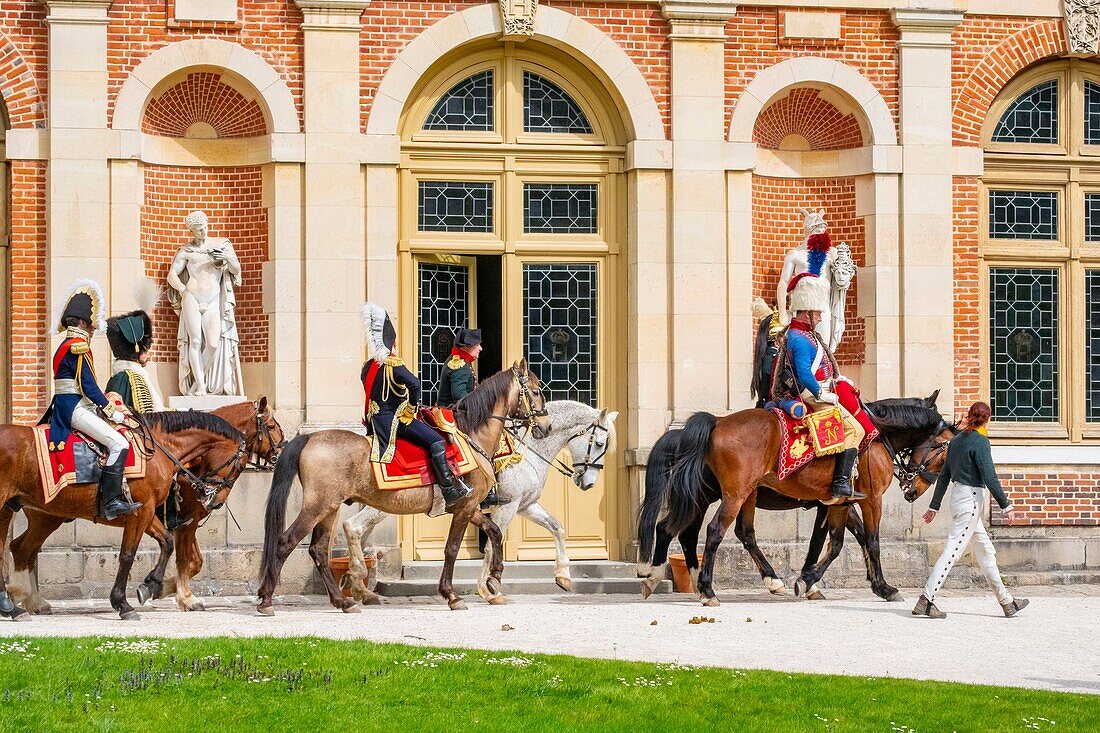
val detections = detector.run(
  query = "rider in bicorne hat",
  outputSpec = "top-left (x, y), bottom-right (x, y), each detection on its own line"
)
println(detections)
top-left (41, 280), bottom-right (141, 521)
top-left (438, 327), bottom-right (510, 509)
top-left (361, 303), bottom-right (471, 511)
top-left (771, 232), bottom-right (877, 500)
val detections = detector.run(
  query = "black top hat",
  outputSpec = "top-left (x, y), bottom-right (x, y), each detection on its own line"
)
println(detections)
top-left (106, 310), bottom-right (153, 359)
top-left (454, 328), bottom-right (483, 347)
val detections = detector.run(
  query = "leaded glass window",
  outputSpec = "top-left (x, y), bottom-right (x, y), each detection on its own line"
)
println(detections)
top-left (992, 80), bottom-right (1058, 144)
top-left (523, 184), bottom-right (598, 234)
top-left (523, 264), bottom-right (598, 404)
top-left (423, 70), bottom-right (494, 131)
top-left (1086, 193), bottom-right (1100, 242)
top-left (988, 190), bottom-right (1058, 240)
top-left (523, 71), bottom-right (593, 134)
top-left (418, 182), bottom-right (493, 232)
top-left (1085, 81), bottom-right (1100, 146)
top-left (1087, 270), bottom-right (1100, 422)
top-left (989, 268), bottom-right (1059, 422)
top-left (418, 263), bottom-right (470, 406)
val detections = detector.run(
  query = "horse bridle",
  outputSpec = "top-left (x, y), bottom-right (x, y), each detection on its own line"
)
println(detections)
top-left (490, 367), bottom-right (548, 432)
top-left (881, 419), bottom-right (955, 493)
top-left (126, 414), bottom-right (248, 503)
top-left (248, 402), bottom-right (286, 469)
top-left (506, 416), bottom-right (610, 486)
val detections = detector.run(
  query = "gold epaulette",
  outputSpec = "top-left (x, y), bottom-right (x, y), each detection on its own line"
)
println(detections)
top-left (446, 355), bottom-right (464, 370)
top-left (384, 355), bottom-right (404, 367)
top-left (70, 341), bottom-right (90, 355)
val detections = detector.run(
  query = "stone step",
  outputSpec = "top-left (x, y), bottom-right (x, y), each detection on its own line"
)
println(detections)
top-left (398, 559), bottom-right (639, 582)
top-left (1002, 570), bottom-right (1100, 586)
top-left (375, 576), bottom-right (671, 597)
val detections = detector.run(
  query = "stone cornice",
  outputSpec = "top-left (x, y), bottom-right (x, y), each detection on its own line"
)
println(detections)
top-left (662, 1), bottom-right (737, 40)
top-left (40, 0), bottom-right (112, 24)
top-left (891, 9), bottom-right (965, 47)
top-left (294, 0), bottom-right (370, 30)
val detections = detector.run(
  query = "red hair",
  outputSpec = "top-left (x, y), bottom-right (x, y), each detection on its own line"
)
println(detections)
top-left (963, 401), bottom-right (991, 431)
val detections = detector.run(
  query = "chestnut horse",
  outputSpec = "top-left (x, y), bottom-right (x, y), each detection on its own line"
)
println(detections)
top-left (5, 399), bottom-right (284, 615)
top-left (661, 396), bottom-right (953, 606)
top-left (0, 410), bottom-right (245, 620)
top-left (257, 360), bottom-right (550, 614)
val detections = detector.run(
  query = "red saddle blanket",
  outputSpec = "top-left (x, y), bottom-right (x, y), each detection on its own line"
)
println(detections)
top-left (32, 425), bottom-right (146, 503)
top-left (371, 407), bottom-right (481, 491)
top-left (770, 408), bottom-right (825, 480)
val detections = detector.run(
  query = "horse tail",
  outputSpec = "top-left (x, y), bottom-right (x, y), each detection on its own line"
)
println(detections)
top-left (750, 315), bottom-right (772, 403)
top-left (664, 412), bottom-right (716, 537)
top-left (637, 429), bottom-right (682, 567)
top-left (259, 432), bottom-right (310, 595)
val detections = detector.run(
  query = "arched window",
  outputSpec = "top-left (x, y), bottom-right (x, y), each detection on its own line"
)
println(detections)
top-left (981, 60), bottom-right (1100, 440)
top-left (422, 70), bottom-right (494, 131)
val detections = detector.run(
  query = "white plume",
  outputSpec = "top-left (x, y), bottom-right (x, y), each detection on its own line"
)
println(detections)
top-left (361, 302), bottom-right (390, 363)
top-left (133, 277), bottom-right (163, 314)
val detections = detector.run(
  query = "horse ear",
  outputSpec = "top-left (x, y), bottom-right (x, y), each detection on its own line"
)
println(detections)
top-left (258, 395), bottom-right (268, 411)
top-left (926, 389), bottom-right (940, 406)
top-left (598, 407), bottom-right (607, 420)
top-left (519, 357), bottom-right (528, 372)
top-left (607, 410), bottom-right (619, 424)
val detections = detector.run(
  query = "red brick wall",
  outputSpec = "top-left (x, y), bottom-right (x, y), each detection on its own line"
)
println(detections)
top-left (107, 1), bottom-right (303, 129)
top-left (142, 71), bottom-right (268, 138)
top-left (728, 9), bottom-right (899, 142)
top-left (141, 165), bottom-right (269, 364)
top-left (0, 5), bottom-right (48, 127)
top-left (751, 176), bottom-right (865, 366)
top-left (952, 17), bottom-right (1065, 145)
top-left (753, 88), bottom-right (864, 150)
top-left (953, 176), bottom-right (981, 409)
top-left (360, 1), bottom-right (671, 137)
top-left (994, 471), bottom-right (1100, 527)
top-left (8, 160), bottom-right (47, 423)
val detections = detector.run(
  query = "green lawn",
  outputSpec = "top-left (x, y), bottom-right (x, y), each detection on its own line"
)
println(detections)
top-left (0, 637), bottom-right (1094, 732)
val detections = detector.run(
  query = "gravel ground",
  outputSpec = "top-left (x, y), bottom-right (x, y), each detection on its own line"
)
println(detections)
top-left (2, 585), bottom-right (1097, 695)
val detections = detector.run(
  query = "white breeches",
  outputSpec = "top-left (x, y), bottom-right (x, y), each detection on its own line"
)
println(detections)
top-left (923, 482), bottom-right (1012, 605)
top-left (70, 401), bottom-right (128, 464)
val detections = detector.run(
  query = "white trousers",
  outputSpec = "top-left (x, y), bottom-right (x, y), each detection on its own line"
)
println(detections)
top-left (923, 482), bottom-right (1012, 605)
top-left (70, 401), bottom-right (128, 464)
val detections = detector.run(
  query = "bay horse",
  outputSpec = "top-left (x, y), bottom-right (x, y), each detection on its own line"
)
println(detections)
top-left (257, 360), bottom-right (550, 614)
top-left (0, 410), bottom-right (246, 620)
top-left (638, 394), bottom-right (949, 602)
top-left (661, 394), bottom-right (954, 606)
top-left (4, 398), bottom-right (284, 615)
top-left (340, 400), bottom-right (616, 604)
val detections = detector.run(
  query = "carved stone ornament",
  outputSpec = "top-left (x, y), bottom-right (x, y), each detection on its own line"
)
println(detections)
top-left (1064, 0), bottom-right (1100, 56)
top-left (500, 0), bottom-right (538, 39)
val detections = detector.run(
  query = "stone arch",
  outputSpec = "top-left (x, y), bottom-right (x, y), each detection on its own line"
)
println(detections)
top-left (953, 20), bottom-right (1066, 145)
top-left (729, 57), bottom-right (896, 146)
top-left (0, 35), bottom-right (43, 128)
top-left (113, 39), bottom-right (299, 134)
top-left (366, 3), bottom-right (664, 141)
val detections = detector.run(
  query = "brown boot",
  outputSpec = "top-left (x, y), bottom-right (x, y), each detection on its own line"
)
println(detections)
top-left (1001, 598), bottom-right (1029, 617)
top-left (911, 594), bottom-right (946, 619)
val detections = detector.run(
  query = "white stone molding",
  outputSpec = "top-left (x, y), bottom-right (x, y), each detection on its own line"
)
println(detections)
top-left (1063, 0), bottom-right (1100, 55)
top-left (728, 57), bottom-right (897, 146)
top-left (175, 0), bottom-right (238, 23)
top-left (112, 39), bottom-right (300, 134)
top-left (661, 0), bottom-right (737, 40)
top-left (294, 0), bottom-right (370, 30)
top-left (891, 9), bottom-right (965, 47)
top-left (991, 444), bottom-right (1100, 465)
top-left (366, 3), bottom-right (664, 141)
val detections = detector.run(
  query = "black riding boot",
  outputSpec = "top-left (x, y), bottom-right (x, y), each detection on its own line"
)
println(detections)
top-left (162, 485), bottom-right (193, 531)
top-left (830, 448), bottom-right (866, 500)
top-left (430, 442), bottom-right (470, 511)
top-left (480, 487), bottom-right (512, 509)
top-left (99, 451), bottom-right (141, 521)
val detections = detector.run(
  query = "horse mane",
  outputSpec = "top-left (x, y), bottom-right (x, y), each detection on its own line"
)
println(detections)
top-left (138, 410), bottom-right (243, 441)
top-left (865, 398), bottom-right (943, 432)
top-left (454, 369), bottom-right (517, 433)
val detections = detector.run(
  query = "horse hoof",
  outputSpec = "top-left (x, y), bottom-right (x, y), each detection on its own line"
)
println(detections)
top-left (555, 577), bottom-right (572, 593)
top-left (449, 598), bottom-right (468, 611)
top-left (341, 603), bottom-right (361, 614)
top-left (701, 596), bottom-right (721, 607)
top-left (185, 599), bottom-right (207, 612)
top-left (120, 610), bottom-right (140, 621)
top-left (30, 604), bottom-right (52, 616)
top-left (793, 578), bottom-right (807, 597)
top-left (886, 591), bottom-right (905, 603)
top-left (361, 595), bottom-right (382, 606)
top-left (136, 584), bottom-right (153, 606)
top-left (764, 577), bottom-right (788, 595)
top-left (640, 581), bottom-right (653, 600)
top-left (12, 610), bottom-right (32, 622)
top-left (256, 605), bottom-right (275, 617)
top-left (487, 595), bottom-right (507, 606)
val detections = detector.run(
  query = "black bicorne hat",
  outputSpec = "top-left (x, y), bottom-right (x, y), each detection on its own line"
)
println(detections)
top-left (106, 310), bottom-right (153, 359)
top-left (382, 315), bottom-right (397, 352)
top-left (454, 328), bottom-right (482, 347)
top-left (62, 294), bottom-right (93, 326)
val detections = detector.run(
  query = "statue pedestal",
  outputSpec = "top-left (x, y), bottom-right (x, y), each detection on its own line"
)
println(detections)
top-left (169, 395), bottom-right (246, 412)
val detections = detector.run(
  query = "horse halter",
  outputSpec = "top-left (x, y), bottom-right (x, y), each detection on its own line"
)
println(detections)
top-left (248, 402), bottom-right (286, 469)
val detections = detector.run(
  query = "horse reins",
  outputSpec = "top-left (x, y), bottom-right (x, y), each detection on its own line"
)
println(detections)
top-left (505, 418), bottom-right (610, 482)
top-left (879, 419), bottom-right (955, 492)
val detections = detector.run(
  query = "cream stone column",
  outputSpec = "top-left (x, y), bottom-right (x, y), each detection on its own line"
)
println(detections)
top-left (43, 0), bottom-right (113, 336)
top-left (858, 170), bottom-right (902, 401)
top-left (265, 162), bottom-right (306, 429)
top-left (662, 0), bottom-right (738, 419)
top-left (893, 10), bottom-right (964, 409)
top-left (295, 1), bottom-right (371, 426)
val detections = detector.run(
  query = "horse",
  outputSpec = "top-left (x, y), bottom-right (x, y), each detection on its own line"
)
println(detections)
top-left (0, 410), bottom-right (246, 620)
top-left (660, 393), bottom-right (954, 606)
top-left (637, 394), bottom-right (948, 602)
top-left (3, 398), bottom-right (284, 616)
top-left (257, 360), bottom-right (551, 614)
top-left (339, 400), bottom-right (617, 604)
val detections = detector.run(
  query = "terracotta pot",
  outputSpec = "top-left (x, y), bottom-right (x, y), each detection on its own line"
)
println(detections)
top-left (668, 553), bottom-right (697, 593)
top-left (329, 555), bottom-right (375, 598)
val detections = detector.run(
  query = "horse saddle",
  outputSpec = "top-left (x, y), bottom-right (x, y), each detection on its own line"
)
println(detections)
top-left (370, 407), bottom-right (480, 491)
top-left (31, 425), bottom-right (146, 503)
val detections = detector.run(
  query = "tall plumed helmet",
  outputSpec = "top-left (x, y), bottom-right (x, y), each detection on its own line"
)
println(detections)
top-left (55, 279), bottom-right (108, 334)
top-left (787, 230), bottom-right (833, 314)
top-left (361, 302), bottom-right (397, 363)
top-left (106, 310), bottom-right (154, 359)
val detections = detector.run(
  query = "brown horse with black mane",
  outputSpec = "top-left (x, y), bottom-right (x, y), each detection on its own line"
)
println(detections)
top-left (4, 399), bottom-right (284, 616)
top-left (0, 409), bottom-right (246, 620)
top-left (257, 360), bottom-right (550, 614)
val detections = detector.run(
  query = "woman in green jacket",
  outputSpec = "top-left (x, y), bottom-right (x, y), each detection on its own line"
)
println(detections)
top-left (913, 401), bottom-right (1029, 619)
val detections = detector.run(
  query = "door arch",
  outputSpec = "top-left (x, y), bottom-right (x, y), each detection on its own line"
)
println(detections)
top-left (397, 41), bottom-right (626, 561)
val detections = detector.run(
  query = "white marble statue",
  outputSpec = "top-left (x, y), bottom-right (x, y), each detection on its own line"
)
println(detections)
top-left (167, 210), bottom-right (244, 396)
top-left (776, 208), bottom-right (856, 352)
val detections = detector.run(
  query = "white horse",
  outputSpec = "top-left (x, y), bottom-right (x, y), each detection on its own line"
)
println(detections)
top-left (341, 400), bottom-right (617, 604)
